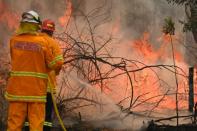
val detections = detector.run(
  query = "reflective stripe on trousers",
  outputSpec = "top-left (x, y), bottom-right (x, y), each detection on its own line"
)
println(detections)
top-left (24, 121), bottom-right (52, 127)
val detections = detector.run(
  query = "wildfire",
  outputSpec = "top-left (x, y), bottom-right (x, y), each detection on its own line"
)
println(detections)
top-left (132, 32), bottom-right (158, 62)
top-left (0, 1), bottom-right (19, 30)
top-left (128, 32), bottom-right (189, 111)
top-left (0, 0), bottom-right (195, 122)
top-left (132, 32), bottom-right (184, 63)
top-left (58, 0), bottom-right (72, 27)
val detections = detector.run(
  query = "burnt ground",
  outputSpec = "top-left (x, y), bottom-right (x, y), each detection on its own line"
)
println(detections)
top-left (1, 122), bottom-right (197, 131)
top-left (147, 123), bottom-right (197, 131)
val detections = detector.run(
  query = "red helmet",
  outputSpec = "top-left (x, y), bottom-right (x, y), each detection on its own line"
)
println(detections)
top-left (41, 19), bottom-right (55, 32)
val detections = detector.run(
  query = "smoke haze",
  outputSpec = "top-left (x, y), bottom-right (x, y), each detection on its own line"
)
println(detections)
top-left (1, 0), bottom-right (194, 130)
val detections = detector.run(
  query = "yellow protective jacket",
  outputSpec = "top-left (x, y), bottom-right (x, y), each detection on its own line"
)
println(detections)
top-left (40, 33), bottom-right (64, 94)
top-left (5, 32), bottom-right (62, 102)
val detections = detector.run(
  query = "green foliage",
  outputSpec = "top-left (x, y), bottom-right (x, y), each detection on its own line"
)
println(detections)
top-left (179, 20), bottom-right (192, 32)
top-left (166, 0), bottom-right (197, 5)
top-left (179, 20), bottom-right (197, 32)
top-left (162, 17), bottom-right (175, 35)
top-left (166, 0), bottom-right (197, 33)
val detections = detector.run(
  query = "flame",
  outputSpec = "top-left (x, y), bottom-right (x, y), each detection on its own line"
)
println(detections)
top-left (127, 32), bottom-right (189, 111)
top-left (194, 67), bottom-right (197, 103)
top-left (132, 32), bottom-right (161, 63)
top-left (0, 1), bottom-right (19, 30)
top-left (161, 33), bottom-right (172, 44)
top-left (58, 0), bottom-right (72, 27)
top-left (132, 32), bottom-right (184, 63)
top-left (0, 0), bottom-right (193, 114)
top-left (111, 17), bottom-right (121, 36)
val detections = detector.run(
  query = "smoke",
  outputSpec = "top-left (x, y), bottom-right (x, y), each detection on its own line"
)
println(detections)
top-left (121, 0), bottom-right (184, 40)
top-left (0, 0), bottom-right (185, 46)
top-left (57, 71), bottom-right (149, 130)
top-left (73, 0), bottom-right (190, 118)
top-left (0, 0), bottom-right (193, 130)
top-left (0, 0), bottom-right (70, 47)
top-left (76, 0), bottom-right (185, 40)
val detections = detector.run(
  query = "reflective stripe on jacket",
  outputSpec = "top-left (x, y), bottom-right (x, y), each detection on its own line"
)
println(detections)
top-left (40, 33), bottom-right (64, 72)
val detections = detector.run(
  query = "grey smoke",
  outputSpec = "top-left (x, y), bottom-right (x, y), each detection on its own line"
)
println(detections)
top-left (0, 0), bottom-right (191, 129)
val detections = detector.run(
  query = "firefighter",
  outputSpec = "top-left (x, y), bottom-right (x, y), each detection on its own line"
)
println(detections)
top-left (41, 19), bottom-right (63, 131)
top-left (5, 11), bottom-right (63, 131)
top-left (24, 19), bottom-right (63, 131)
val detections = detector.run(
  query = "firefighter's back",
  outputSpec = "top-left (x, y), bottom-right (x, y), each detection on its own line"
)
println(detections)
top-left (6, 33), bottom-right (52, 102)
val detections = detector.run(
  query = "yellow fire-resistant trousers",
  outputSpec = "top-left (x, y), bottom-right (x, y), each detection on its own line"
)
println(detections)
top-left (7, 102), bottom-right (45, 131)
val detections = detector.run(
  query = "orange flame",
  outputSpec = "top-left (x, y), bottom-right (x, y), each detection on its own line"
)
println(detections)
top-left (58, 0), bottom-right (72, 27)
top-left (132, 32), bottom-right (160, 63)
top-left (128, 32), bottom-right (189, 110)
top-left (132, 32), bottom-right (184, 63)
top-left (0, 2), bottom-right (19, 30)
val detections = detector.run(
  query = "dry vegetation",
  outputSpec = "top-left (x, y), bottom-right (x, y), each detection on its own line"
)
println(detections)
top-left (0, 0), bottom-right (196, 130)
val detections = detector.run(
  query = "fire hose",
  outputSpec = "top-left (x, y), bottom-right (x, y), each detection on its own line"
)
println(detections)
top-left (48, 75), bottom-right (67, 131)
